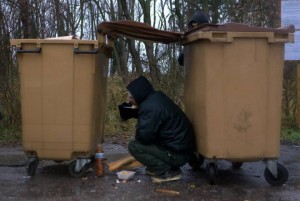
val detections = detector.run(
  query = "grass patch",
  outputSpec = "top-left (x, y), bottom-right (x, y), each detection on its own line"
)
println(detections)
top-left (0, 126), bottom-right (21, 143)
top-left (281, 126), bottom-right (300, 144)
top-left (1, 123), bottom-right (300, 145)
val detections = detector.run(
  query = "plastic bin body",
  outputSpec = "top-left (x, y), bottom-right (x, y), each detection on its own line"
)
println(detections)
top-left (10, 39), bottom-right (111, 161)
top-left (183, 31), bottom-right (293, 161)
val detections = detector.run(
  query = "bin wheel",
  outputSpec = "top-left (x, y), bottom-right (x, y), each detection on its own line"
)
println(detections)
top-left (264, 163), bottom-right (289, 186)
top-left (26, 158), bottom-right (39, 177)
top-left (232, 162), bottom-right (243, 169)
top-left (188, 153), bottom-right (205, 170)
top-left (207, 163), bottom-right (217, 185)
top-left (68, 160), bottom-right (87, 178)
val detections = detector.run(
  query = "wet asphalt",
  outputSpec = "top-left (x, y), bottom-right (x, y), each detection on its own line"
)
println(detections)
top-left (0, 142), bottom-right (299, 201)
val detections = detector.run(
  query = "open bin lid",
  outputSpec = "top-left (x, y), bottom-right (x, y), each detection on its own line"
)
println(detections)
top-left (97, 20), bottom-right (183, 44)
top-left (97, 20), bottom-right (295, 44)
top-left (182, 23), bottom-right (295, 44)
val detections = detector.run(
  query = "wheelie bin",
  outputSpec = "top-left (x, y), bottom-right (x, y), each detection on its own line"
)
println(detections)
top-left (10, 35), bottom-right (112, 177)
top-left (182, 23), bottom-right (295, 186)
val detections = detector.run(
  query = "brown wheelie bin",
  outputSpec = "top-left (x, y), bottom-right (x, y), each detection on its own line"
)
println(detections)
top-left (182, 23), bottom-right (295, 186)
top-left (10, 35), bottom-right (112, 177)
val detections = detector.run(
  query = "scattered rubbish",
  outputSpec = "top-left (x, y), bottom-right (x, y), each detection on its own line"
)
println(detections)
top-left (90, 189), bottom-right (96, 193)
top-left (155, 188), bottom-right (180, 196)
top-left (22, 176), bottom-right (31, 179)
top-left (95, 145), bottom-right (105, 177)
top-left (116, 170), bottom-right (135, 180)
top-left (116, 179), bottom-right (127, 183)
top-left (87, 168), bottom-right (93, 173)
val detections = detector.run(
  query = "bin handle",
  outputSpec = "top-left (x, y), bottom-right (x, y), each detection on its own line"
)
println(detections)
top-left (16, 48), bottom-right (41, 54)
top-left (269, 33), bottom-right (294, 43)
top-left (74, 48), bottom-right (99, 54)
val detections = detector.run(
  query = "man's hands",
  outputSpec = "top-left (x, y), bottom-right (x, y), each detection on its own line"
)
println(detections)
top-left (118, 102), bottom-right (139, 121)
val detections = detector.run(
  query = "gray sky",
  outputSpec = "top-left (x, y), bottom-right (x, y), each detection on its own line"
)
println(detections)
top-left (282, 0), bottom-right (299, 60)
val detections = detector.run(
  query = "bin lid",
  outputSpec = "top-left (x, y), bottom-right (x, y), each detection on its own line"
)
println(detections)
top-left (182, 23), bottom-right (295, 44)
top-left (10, 38), bottom-right (113, 58)
top-left (10, 38), bottom-right (99, 46)
top-left (97, 20), bottom-right (183, 44)
top-left (184, 22), bottom-right (295, 35)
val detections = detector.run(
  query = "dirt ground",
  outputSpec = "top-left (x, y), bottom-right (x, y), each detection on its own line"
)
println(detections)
top-left (0, 141), bottom-right (299, 201)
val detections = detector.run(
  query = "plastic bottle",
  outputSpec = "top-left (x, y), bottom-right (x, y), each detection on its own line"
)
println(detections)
top-left (95, 145), bottom-right (105, 177)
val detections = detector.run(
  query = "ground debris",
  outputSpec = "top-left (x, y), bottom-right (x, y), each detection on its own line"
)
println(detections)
top-left (155, 188), bottom-right (180, 196)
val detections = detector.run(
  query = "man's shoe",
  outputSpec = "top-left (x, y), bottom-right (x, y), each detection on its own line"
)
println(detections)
top-left (151, 168), bottom-right (182, 183)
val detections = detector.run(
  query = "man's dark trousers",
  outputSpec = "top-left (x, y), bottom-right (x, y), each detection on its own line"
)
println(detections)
top-left (128, 140), bottom-right (188, 176)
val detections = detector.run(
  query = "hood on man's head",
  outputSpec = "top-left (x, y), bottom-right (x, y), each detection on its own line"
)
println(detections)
top-left (188, 11), bottom-right (209, 29)
top-left (126, 76), bottom-right (155, 104)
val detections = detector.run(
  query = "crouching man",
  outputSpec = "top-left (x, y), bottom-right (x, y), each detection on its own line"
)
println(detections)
top-left (125, 76), bottom-right (196, 183)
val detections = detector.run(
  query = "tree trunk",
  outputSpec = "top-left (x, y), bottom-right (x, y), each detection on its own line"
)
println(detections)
top-left (54, 0), bottom-right (66, 36)
top-left (18, 0), bottom-right (31, 38)
top-left (138, 0), bottom-right (160, 82)
top-left (120, 0), bottom-right (143, 76)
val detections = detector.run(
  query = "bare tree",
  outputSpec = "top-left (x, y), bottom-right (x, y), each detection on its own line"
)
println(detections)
top-left (138, 0), bottom-right (160, 82)
top-left (120, 0), bottom-right (143, 76)
top-left (227, 0), bottom-right (280, 27)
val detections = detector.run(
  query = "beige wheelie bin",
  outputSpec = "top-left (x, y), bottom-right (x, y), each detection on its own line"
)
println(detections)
top-left (10, 35), bottom-right (112, 177)
top-left (182, 23), bottom-right (294, 185)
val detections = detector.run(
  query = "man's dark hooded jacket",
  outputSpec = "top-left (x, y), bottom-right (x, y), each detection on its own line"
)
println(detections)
top-left (127, 76), bottom-right (196, 155)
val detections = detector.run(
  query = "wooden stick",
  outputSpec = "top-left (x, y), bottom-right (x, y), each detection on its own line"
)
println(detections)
top-left (119, 160), bottom-right (144, 170)
top-left (107, 155), bottom-right (136, 172)
top-left (108, 155), bottom-right (134, 167)
top-left (155, 189), bottom-right (180, 196)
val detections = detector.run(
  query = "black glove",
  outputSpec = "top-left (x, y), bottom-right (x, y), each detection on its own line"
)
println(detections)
top-left (118, 102), bottom-right (139, 121)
